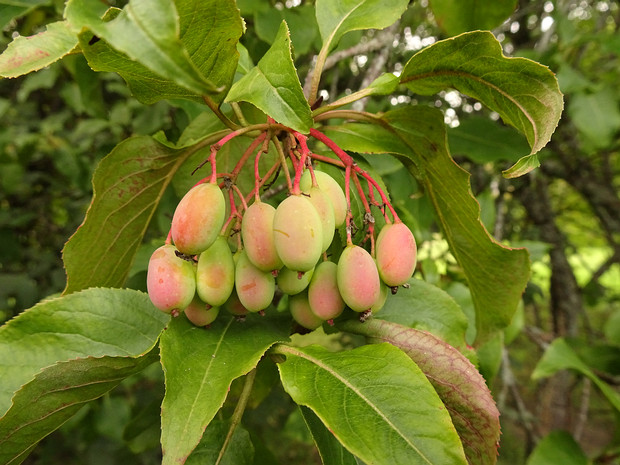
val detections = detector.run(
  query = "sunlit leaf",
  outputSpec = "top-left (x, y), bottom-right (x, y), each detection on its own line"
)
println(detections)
top-left (0, 288), bottom-right (168, 417)
top-left (276, 343), bottom-right (468, 465)
top-left (65, 0), bottom-right (240, 101)
top-left (226, 21), bottom-right (312, 133)
top-left (400, 31), bottom-right (563, 177)
top-left (339, 319), bottom-right (500, 465)
top-left (159, 314), bottom-right (290, 465)
top-left (315, 0), bottom-right (409, 53)
top-left (0, 21), bottom-right (77, 78)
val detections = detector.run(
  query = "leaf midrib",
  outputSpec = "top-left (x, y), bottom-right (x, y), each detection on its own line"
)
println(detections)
top-left (280, 345), bottom-right (433, 465)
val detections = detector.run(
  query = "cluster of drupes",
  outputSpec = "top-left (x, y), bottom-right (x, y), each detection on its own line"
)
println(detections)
top-left (146, 125), bottom-right (417, 330)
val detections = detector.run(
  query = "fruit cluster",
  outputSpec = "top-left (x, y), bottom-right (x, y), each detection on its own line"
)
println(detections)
top-left (146, 125), bottom-right (417, 330)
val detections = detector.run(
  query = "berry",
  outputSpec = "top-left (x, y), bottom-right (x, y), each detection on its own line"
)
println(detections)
top-left (289, 292), bottom-right (324, 330)
top-left (241, 200), bottom-right (283, 272)
top-left (308, 261), bottom-right (345, 320)
top-left (196, 236), bottom-right (235, 307)
top-left (306, 186), bottom-right (336, 252)
top-left (375, 222), bottom-right (417, 287)
top-left (171, 182), bottom-right (226, 255)
top-left (300, 170), bottom-right (347, 227)
top-left (235, 250), bottom-right (276, 312)
top-left (276, 266), bottom-right (314, 295)
top-left (147, 244), bottom-right (195, 313)
top-left (184, 296), bottom-right (220, 327)
top-left (273, 195), bottom-right (323, 272)
top-left (337, 244), bottom-right (381, 312)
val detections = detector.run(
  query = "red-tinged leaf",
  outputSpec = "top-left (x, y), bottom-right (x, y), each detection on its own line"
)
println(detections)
top-left (0, 21), bottom-right (77, 78)
top-left (61, 135), bottom-right (217, 294)
top-left (340, 318), bottom-right (500, 465)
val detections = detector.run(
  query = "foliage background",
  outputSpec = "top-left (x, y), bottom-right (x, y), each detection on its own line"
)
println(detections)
top-left (1, 0), bottom-right (619, 463)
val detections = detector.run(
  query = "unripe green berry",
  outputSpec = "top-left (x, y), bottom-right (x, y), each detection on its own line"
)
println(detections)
top-left (147, 244), bottom-right (195, 313)
top-left (300, 170), bottom-right (347, 227)
top-left (289, 292), bottom-right (324, 330)
top-left (235, 250), bottom-right (276, 312)
top-left (184, 296), bottom-right (220, 327)
top-left (308, 261), bottom-right (345, 320)
top-left (241, 200), bottom-right (283, 272)
top-left (276, 266), bottom-right (314, 295)
top-left (273, 195), bottom-right (323, 272)
top-left (196, 236), bottom-right (235, 307)
top-left (171, 182), bottom-right (226, 255)
top-left (306, 186), bottom-right (335, 252)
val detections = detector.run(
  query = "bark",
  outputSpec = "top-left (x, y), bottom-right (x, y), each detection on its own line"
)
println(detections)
top-left (515, 172), bottom-right (583, 434)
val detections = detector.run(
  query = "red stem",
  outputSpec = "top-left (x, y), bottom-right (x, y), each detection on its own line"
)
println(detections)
top-left (229, 132), bottom-right (268, 183)
top-left (292, 132), bottom-right (312, 195)
top-left (355, 167), bottom-right (398, 222)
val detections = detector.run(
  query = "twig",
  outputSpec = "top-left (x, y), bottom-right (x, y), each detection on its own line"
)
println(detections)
top-left (573, 378), bottom-right (591, 441)
top-left (215, 368), bottom-right (257, 465)
top-left (500, 348), bottom-right (538, 442)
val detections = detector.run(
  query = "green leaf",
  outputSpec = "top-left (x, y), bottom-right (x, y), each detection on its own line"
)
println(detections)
top-left (383, 107), bottom-right (530, 344)
top-left (339, 319), bottom-right (500, 465)
top-left (0, 0), bottom-right (50, 30)
top-left (65, 0), bottom-right (236, 101)
top-left (323, 110), bottom-right (530, 344)
top-left (0, 351), bottom-right (158, 465)
top-left (226, 21), bottom-right (312, 133)
top-left (429, 0), bottom-right (517, 36)
top-left (400, 31), bottom-right (563, 177)
top-left (275, 343), bottom-right (468, 465)
top-left (0, 21), bottom-right (77, 78)
top-left (186, 420), bottom-right (254, 465)
top-left (61, 134), bottom-right (216, 294)
top-left (526, 430), bottom-right (588, 465)
top-left (568, 87), bottom-right (620, 149)
top-left (255, 4), bottom-right (319, 56)
top-left (0, 288), bottom-right (168, 417)
top-left (532, 338), bottom-right (620, 413)
top-left (376, 279), bottom-right (471, 354)
top-left (159, 314), bottom-right (290, 465)
top-left (300, 406), bottom-right (358, 465)
top-left (315, 0), bottom-right (409, 53)
top-left (448, 116), bottom-right (530, 164)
